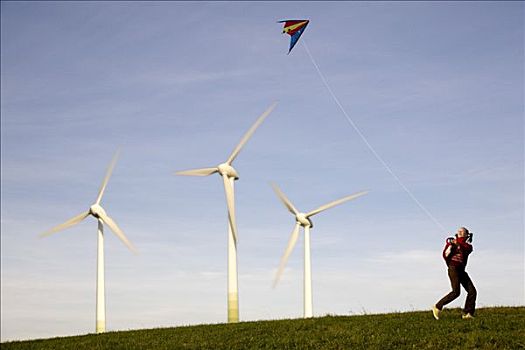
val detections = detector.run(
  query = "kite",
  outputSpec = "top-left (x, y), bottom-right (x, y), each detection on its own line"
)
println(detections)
top-left (279, 19), bottom-right (309, 54)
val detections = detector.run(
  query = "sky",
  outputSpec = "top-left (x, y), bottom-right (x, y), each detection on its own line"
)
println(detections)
top-left (1, 1), bottom-right (524, 342)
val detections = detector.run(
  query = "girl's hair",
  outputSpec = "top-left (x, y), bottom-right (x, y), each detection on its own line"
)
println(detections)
top-left (461, 227), bottom-right (470, 235)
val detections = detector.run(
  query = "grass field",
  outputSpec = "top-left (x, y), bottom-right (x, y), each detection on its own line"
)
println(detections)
top-left (2, 307), bottom-right (524, 349)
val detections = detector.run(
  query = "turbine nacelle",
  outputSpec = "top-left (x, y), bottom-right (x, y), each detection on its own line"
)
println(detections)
top-left (218, 163), bottom-right (239, 180)
top-left (89, 204), bottom-right (107, 220)
top-left (296, 213), bottom-right (313, 228)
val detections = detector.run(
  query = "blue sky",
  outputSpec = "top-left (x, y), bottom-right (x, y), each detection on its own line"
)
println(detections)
top-left (1, 1), bottom-right (523, 341)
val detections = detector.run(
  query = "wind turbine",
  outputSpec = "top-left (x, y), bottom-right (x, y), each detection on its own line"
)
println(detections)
top-left (271, 183), bottom-right (367, 318)
top-left (176, 102), bottom-right (277, 323)
top-left (40, 150), bottom-right (136, 333)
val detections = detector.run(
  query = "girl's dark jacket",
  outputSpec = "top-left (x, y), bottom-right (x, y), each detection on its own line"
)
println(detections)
top-left (443, 236), bottom-right (473, 269)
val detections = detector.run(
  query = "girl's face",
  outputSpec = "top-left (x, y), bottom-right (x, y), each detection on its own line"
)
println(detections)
top-left (457, 228), bottom-right (467, 237)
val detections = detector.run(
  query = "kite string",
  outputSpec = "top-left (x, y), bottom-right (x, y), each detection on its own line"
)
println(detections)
top-left (301, 39), bottom-right (447, 233)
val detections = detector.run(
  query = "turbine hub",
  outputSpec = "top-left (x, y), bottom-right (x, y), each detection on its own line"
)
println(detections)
top-left (89, 204), bottom-right (106, 219)
top-left (218, 163), bottom-right (239, 180)
top-left (296, 213), bottom-right (313, 228)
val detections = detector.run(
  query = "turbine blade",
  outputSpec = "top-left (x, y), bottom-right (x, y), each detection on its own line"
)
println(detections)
top-left (306, 190), bottom-right (368, 217)
top-left (271, 182), bottom-right (299, 215)
top-left (40, 211), bottom-right (90, 237)
top-left (95, 149), bottom-right (120, 204)
top-left (273, 222), bottom-right (301, 288)
top-left (98, 211), bottom-right (137, 254)
top-left (226, 102), bottom-right (277, 165)
top-left (175, 167), bottom-right (218, 176)
top-left (222, 175), bottom-right (238, 243)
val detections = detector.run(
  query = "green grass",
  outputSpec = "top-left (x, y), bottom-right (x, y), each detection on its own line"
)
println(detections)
top-left (2, 307), bottom-right (524, 349)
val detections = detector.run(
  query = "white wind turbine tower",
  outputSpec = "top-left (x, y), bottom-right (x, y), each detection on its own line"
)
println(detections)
top-left (271, 183), bottom-right (367, 318)
top-left (176, 102), bottom-right (277, 323)
top-left (40, 150), bottom-right (136, 333)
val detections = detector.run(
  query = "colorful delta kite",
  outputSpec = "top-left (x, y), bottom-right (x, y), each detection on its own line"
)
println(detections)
top-left (279, 19), bottom-right (309, 54)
